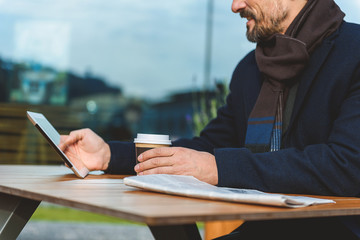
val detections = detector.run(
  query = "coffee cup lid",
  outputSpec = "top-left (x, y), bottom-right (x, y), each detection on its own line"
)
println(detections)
top-left (134, 133), bottom-right (172, 145)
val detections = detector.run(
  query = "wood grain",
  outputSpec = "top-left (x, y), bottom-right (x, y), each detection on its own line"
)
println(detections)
top-left (0, 165), bottom-right (360, 226)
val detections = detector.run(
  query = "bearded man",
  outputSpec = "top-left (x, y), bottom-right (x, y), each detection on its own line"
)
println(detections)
top-left (60, 0), bottom-right (360, 238)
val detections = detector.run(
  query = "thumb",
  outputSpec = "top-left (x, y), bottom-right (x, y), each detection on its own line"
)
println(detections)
top-left (58, 135), bottom-right (69, 151)
top-left (58, 132), bottom-right (82, 151)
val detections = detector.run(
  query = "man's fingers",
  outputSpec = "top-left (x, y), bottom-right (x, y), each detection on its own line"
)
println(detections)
top-left (59, 135), bottom-right (69, 151)
top-left (135, 156), bottom-right (173, 173)
top-left (138, 166), bottom-right (174, 176)
top-left (69, 129), bottom-right (86, 142)
top-left (59, 130), bottom-right (86, 149)
top-left (138, 147), bottom-right (174, 162)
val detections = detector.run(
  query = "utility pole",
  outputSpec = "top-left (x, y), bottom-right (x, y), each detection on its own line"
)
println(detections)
top-left (204, 0), bottom-right (214, 91)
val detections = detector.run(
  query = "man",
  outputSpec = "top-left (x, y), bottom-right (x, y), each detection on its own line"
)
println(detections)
top-left (60, 0), bottom-right (360, 238)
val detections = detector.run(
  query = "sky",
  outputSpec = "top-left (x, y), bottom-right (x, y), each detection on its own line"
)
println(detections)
top-left (0, 0), bottom-right (359, 100)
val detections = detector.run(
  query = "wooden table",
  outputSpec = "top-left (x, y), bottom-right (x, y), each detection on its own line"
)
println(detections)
top-left (1, 165), bottom-right (360, 240)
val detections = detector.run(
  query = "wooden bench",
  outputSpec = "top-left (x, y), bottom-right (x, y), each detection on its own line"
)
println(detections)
top-left (204, 220), bottom-right (244, 240)
top-left (0, 103), bottom-right (83, 165)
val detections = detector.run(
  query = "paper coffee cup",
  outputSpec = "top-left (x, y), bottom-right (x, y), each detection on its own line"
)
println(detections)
top-left (134, 133), bottom-right (172, 164)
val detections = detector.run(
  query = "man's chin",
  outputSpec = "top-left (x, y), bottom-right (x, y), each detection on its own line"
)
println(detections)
top-left (246, 31), bottom-right (258, 43)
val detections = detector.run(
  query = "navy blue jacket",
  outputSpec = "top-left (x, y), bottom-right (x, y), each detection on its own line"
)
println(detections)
top-left (108, 22), bottom-right (360, 197)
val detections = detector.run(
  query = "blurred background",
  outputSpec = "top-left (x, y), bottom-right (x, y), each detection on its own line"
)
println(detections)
top-left (0, 0), bottom-right (359, 165)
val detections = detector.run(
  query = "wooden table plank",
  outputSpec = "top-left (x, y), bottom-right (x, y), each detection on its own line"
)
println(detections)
top-left (0, 165), bottom-right (360, 226)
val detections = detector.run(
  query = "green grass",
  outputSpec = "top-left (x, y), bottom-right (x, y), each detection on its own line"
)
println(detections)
top-left (31, 205), bottom-right (204, 229)
top-left (30, 205), bottom-right (142, 225)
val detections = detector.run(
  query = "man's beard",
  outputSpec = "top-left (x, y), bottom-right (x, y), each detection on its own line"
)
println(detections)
top-left (241, 7), bottom-right (288, 43)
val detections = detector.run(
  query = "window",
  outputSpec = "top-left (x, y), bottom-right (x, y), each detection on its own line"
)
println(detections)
top-left (0, 0), bottom-right (357, 164)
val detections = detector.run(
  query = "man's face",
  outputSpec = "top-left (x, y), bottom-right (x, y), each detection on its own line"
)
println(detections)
top-left (232, 0), bottom-right (289, 43)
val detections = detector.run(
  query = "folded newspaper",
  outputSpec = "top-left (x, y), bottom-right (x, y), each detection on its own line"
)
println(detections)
top-left (124, 174), bottom-right (335, 208)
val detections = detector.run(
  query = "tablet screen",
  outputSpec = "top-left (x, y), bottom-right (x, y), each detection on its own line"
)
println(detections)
top-left (27, 111), bottom-right (89, 178)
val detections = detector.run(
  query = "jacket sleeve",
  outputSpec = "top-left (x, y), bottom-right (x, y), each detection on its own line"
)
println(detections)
top-left (105, 141), bottom-right (136, 175)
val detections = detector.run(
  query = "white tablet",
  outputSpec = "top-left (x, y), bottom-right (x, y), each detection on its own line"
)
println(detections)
top-left (27, 111), bottom-right (89, 178)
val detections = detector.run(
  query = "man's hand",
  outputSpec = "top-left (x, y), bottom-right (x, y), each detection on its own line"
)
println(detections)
top-left (135, 147), bottom-right (218, 185)
top-left (59, 128), bottom-right (111, 171)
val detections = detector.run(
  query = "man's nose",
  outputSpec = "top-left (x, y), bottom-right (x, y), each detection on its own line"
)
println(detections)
top-left (231, 0), bottom-right (247, 13)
